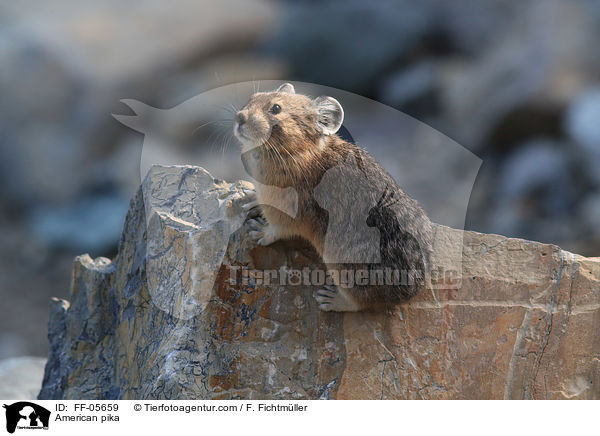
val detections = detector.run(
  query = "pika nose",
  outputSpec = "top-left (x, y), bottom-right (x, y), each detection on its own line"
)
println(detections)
top-left (236, 111), bottom-right (247, 126)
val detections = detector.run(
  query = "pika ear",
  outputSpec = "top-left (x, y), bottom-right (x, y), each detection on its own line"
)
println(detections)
top-left (313, 96), bottom-right (344, 135)
top-left (276, 83), bottom-right (295, 94)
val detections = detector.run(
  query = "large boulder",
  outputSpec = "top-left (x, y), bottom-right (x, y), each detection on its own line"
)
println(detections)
top-left (39, 165), bottom-right (600, 399)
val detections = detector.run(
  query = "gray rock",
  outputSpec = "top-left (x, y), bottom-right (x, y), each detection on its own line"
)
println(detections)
top-left (379, 60), bottom-right (437, 109)
top-left (580, 192), bottom-right (600, 234)
top-left (439, 0), bottom-right (600, 150)
top-left (270, 0), bottom-right (433, 91)
top-left (498, 140), bottom-right (569, 201)
top-left (566, 87), bottom-right (600, 185)
top-left (0, 357), bottom-right (47, 399)
top-left (430, 0), bottom-right (517, 54)
top-left (566, 87), bottom-right (600, 152)
top-left (489, 140), bottom-right (574, 241)
top-left (30, 194), bottom-right (130, 253)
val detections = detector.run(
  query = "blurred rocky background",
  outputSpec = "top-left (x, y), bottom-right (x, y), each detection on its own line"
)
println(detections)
top-left (1, 0), bottom-right (599, 362)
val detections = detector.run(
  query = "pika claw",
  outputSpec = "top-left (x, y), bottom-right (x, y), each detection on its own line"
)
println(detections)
top-left (248, 230), bottom-right (262, 239)
top-left (316, 287), bottom-right (336, 299)
top-left (247, 218), bottom-right (276, 246)
top-left (239, 191), bottom-right (263, 219)
top-left (315, 286), bottom-right (338, 311)
top-left (247, 218), bottom-right (266, 231)
top-left (315, 285), bottom-right (359, 312)
top-left (243, 200), bottom-right (263, 220)
top-left (242, 199), bottom-right (259, 211)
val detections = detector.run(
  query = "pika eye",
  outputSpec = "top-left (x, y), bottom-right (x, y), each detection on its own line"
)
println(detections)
top-left (270, 104), bottom-right (281, 114)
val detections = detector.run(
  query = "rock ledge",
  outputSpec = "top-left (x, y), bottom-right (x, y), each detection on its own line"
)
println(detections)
top-left (39, 165), bottom-right (600, 399)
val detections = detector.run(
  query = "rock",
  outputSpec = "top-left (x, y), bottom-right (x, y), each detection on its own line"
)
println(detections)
top-left (39, 165), bottom-right (600, 399)
top-left (0, 218), bottom-right (75, 361)
top-left (566, 87), bottom-right (600, 153)
top-left (269, 0), bottom-right (433, 91)
top-left (378, 60), bottom-right (437, 111)
top-left (565, 87), bottom-right (600, 185)
top-left (580, 193), bottom-right (600, 234)
top-left (0, 357), bottom-right (47, 399)
top-left (577, 193), bottom-right (600, 255)
top-left (439, 0), bottom-right (600, 150)
top-left (497, 140), bottom-right (570, 201)
top-left (30, 194), bottom-right (130, 253)
top-left (430, 0), bottom-right (517, 54)
top-left (482, 139), bottom-right (576, 247)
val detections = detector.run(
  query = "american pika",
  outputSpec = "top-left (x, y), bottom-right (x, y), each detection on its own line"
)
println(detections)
top-left (234, 83), bottom-right (433, 312)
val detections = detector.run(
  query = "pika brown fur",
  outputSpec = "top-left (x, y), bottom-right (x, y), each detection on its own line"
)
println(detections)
top-left (234, 83), bottom-right (433, 312)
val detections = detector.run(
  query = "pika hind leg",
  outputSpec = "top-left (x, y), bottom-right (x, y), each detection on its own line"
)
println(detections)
top-left (315, 285), bottom-right (360, 312)
top-left (247, 217), bottom-right (278, 246)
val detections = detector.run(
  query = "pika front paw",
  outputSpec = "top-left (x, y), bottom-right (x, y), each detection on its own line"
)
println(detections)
top-left (240, 192), bottom-right (263, 220)
top-left (247, 217), bottom-right (277, 246)
top-left (315, 285), bottom-right (360, 312)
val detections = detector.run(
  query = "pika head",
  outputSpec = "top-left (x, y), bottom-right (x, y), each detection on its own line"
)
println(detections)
top-left (233, 83), bottom-right (344, 153)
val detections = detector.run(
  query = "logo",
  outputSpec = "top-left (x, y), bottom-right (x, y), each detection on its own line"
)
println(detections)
top-left (3, 402), bottom-right (50, 434)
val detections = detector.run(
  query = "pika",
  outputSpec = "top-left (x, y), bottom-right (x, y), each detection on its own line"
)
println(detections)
top-left (234, 83), bottom-right (433, 312)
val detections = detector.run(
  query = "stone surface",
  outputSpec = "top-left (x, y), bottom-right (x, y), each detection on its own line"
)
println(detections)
top-left (39, 165), bottom-right (600, 400)
top-left (0, 357), bottom-right (46, 399)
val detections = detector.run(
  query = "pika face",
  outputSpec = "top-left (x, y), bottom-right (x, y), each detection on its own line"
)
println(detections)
top-left (233, 83), bottom-right (344, 154)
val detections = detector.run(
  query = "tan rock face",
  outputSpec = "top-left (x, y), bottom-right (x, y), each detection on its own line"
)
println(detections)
top-left (39, 165), bottom-right (600, 400)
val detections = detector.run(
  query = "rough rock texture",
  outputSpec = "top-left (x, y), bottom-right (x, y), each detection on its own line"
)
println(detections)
top-left (39, 165), bottom-right (600, 400)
